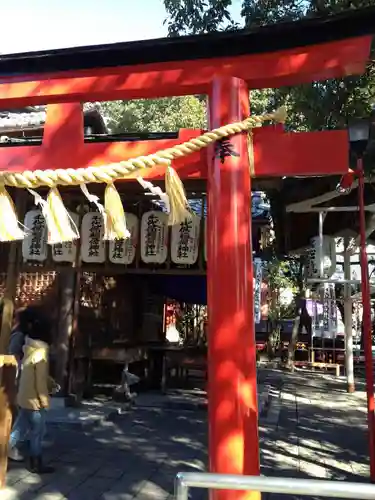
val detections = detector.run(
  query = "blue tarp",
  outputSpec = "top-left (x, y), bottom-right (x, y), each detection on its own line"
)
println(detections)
top-left (147, 275), bottom-right (207, 305)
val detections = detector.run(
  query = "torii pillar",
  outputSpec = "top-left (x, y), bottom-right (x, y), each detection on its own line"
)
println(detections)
top-left (205, 76), bottom-right (350, 499)
top-left (207, 76), bottom-right (259, 500)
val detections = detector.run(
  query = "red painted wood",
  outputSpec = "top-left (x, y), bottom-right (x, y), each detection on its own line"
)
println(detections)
top-left (207, 76), bottom-right (260, 500)
top-left (253, 125), bottom-right (349, 177)
top-left (0, 130), bottom-right (205, 180)
top-left (43, 103), bottom-right (84, 150)
top-left (0, 37), bottom-right (370, 106)
top-left (0, 114), bottom-right (349, 179)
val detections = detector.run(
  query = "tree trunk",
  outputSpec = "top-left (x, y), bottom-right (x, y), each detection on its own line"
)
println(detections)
top-left (286, 298), bottom-right (302, 370)
top-left (286, 296), bottom-right (312, 370)
top-left (266, 288), bottom-right (279, 359)
top-left (286, 257), bottom-right (305, 370)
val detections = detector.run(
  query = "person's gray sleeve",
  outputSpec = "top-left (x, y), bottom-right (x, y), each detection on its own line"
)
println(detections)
top-left (8, 331), bottom-right (24, 356)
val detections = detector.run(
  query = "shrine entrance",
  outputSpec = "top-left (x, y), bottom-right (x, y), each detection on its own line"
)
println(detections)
top-left (1, 179), bottom-right (210, 398)
top-left (0, 9), bottom-right (374, 500)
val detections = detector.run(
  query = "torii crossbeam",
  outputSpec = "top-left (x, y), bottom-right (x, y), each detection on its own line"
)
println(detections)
top-left (0, 104), bottom-right (349, 178)
top-left (0, 8), bottom-right (375, 500)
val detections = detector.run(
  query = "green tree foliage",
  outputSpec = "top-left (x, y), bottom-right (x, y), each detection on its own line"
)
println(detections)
top-left (264, 253), bottom-right (306, 366)
top-left (163, 0), bottom-right (236, 35)
top-left (266, 257), bottom-right (299, 323)
top-left (260, 255), bottom-right (298, 359)
top-left (101, 95), bottom-right (206, 133)
top-left (163, 0), bottom-right (375, 132)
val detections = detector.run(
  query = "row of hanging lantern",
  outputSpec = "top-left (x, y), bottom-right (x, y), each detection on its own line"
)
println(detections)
top-left (22, 209), bottom-right (202, 266)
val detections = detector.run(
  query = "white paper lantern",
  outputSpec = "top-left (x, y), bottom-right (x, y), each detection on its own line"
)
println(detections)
top-left (109, 213), bottom-right (139, 265)
top-left (140, 211), bottom-right (168, 264)
top-left (22, 210), bottom-right (48, 262)
top-left (81, 212), bottom-right (105, 263)
top-left (307, 236), bottom-right (336, 278)
top-left (52, 212), bottom-right (79, 263)
top-left (171, 215), bottom-right (201, 265)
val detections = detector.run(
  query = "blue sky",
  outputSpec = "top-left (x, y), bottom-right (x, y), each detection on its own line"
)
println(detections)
top-left (1, 0), bottom-right (242, 54)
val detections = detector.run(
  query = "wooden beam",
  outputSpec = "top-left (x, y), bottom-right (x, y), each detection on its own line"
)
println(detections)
top-left (0, 112), bottom-right (350, 180)
top-left (0, 37), bottom-right (370, 106)
top-left (67, 205), bottom-right (84, 399)
top-left (20, 264), bottom-right (207, 276)
top-left (0, 120), bottom-right (205, 180)
top-left (253, 126), bottom-right (349, 177)
top-left (285, 178), bottom-right (371, 212)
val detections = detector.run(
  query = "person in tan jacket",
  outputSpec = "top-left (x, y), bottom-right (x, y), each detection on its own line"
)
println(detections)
top-left (8, 312), bottom-right (56, 474)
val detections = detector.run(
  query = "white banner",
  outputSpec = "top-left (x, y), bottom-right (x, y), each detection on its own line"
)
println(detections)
top-left (22, 210), bottom-right (48, 262)
top-left (109, 213), bottom-right (139, 265)
top-left (171, 215), bottom-right (201, 265)
top-left (52, 212), bottom-right (79, 263)
top-left (81, 212), bottom-right (105, 263)
top-left (312, 283), bottom-right (337, 339)
top-left (328, 283), bottom-right (337, 337)
top-left (254, 258), bottom-right (262, 324)
top-left (140, 211), bottom-right (168, 264)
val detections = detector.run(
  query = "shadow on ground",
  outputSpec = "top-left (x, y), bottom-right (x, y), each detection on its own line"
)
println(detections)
top-left (261, 370), bottom-right (370, 500)
top-left (7, 405), bottom-right (208, 500)
top-left (4, 370), bottom-right (371, 500)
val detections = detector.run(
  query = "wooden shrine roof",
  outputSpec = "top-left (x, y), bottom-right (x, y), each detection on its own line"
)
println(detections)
top-left (268, 114), bottom-right (375, 254)
top-left (273, 153), bottom-right (375, 254)
top-left (0, 104), bottom-right (106, 134)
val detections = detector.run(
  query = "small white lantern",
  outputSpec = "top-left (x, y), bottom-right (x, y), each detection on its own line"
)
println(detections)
top-left (52, 212), bottom-right (80, 263)
top-left (81, 212), bottom-right (105, 263)
top-left (140, 211), bottom-right (168, 264)
top-left (109, 213), bottom-right (139, 265)
top-left (22, 210), bottom-right (48, 262)
top-left (171, 215), bottom-right (201, 265)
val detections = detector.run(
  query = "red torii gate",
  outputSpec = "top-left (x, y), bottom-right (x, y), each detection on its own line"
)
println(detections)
top-left (0, 11), bottom-right (373, 499)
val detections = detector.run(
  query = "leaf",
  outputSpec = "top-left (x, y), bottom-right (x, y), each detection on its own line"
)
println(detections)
top-left (163, 0), bottom-right (375, 134)
top-left (101, 96), bottom-right (207, 133)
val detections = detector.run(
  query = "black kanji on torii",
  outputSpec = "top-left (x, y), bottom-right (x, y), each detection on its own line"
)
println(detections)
top-left (214, 139), bottom-right (240, 164)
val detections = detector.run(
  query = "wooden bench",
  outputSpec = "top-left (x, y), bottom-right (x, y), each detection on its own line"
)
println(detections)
top-left (161, 350), bottom-right (207, 392)
top-left (310, 362), bottom-right (341, 377)
top-left (294, 360), bottom-right (342, 377)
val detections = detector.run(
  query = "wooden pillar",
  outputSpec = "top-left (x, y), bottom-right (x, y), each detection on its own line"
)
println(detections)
top-left (55, 270), bottom-right (76, 390)
top-left (45, 103), bottom-right (84, 388)
top-left (67, 265), bottom-right (82, 399)
top-left (46, 105), bottom-right (84, 386)
top-left (344, 236), bottom-right (355, 393)
top-left (0, 356), bottom-right (17, 488)
top-left (60, 203), bottom-right (84, 396)
top-left (0, 192), bottom-right (26, 354)
top-left (207, 76), bottom-right (260, 500)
